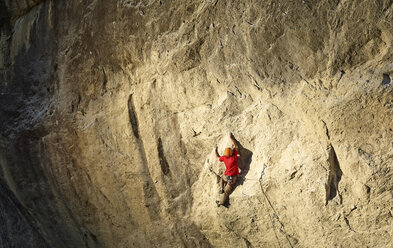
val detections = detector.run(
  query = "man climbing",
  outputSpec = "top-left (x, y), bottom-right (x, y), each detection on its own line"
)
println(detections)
top-left (214, 132), bottom-right (240, 207)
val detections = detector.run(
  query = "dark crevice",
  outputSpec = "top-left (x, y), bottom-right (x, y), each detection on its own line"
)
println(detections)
top-left (325, 145), bottom-right (343, 205)
top-left (126, 94), bottom-right (161, 221)
top-left (244, 237), bottom-right (252, 248)
top-left (192, 128), bottom-right (201, 137)
top-left (157, 138), bottom-right (170, 175)
top-left (227, 90), bottom-right (236, 97)
top-left (338, 70), bottom-right (345, 82)
top-left (135, 138), bottom-right (161, 221)
top-left (0, 0), bottom-right (10, 31)
top-left (101, 67), bottom-right (107, 95)
top-left (344, 216), bottom-right (356, 232)
top-left (382, 73), bottom-right (391, 86)
top-left (322, 120), bottom-right (330, 140)
top-left (127, 94), bottom-right (140, 139)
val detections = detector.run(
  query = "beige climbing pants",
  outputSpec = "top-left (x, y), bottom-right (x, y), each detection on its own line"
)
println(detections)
top-left (220, 175), bottom-right (237, 205)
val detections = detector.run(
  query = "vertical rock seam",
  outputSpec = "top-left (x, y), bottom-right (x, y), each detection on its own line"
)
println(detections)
top-left (127, 94), bottom-right (162, 219)
top-left (157, 138), bottom-right (170, 175)
top-left (325, 145), bottom-right (343, 205)
top-left (127, 94), bottom-right (140, 139)
top-left (101, 67), bottom-right (107, 95)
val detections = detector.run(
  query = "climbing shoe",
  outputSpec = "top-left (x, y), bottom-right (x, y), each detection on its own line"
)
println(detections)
top-left (216, 200), bottom-right (229, 208)
top-left (219, 189), bottom-right (224, 194)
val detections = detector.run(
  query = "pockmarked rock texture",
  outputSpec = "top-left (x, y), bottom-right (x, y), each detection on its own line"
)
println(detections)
top-left (1, 0), bottom-right (393, 247)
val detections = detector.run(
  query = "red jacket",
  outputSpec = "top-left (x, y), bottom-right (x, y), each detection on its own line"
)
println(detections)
top-left (219, 149), bottom-right (239, 176)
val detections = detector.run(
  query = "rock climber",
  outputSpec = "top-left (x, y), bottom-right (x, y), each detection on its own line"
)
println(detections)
top-left (214, 132), bottom-right (240, 207)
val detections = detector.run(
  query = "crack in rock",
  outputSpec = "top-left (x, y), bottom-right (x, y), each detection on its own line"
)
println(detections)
top-left (157, 137), bottom-right (170, 175)
top-left (127, 94), bottom-right (140, 139)
top-left (325, 145), bottom-right (343, 205)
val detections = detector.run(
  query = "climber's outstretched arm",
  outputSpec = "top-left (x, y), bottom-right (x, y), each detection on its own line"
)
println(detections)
top-left (229, 133), bottom-right (238, 150)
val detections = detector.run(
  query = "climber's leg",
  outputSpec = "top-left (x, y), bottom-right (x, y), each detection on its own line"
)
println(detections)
top-left (219, 176), bottom-right (237, 205)
top-left (220, 175), bottom-right (226, 193)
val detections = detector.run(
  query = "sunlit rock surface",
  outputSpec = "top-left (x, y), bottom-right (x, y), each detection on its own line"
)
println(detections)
top-left (1, 1), bottom-right (392, 247)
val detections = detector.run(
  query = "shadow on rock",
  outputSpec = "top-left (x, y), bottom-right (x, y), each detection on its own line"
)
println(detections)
top-left (232, 136), bottom-right (253, 186)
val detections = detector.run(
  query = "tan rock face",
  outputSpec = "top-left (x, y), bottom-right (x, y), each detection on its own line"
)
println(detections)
top-left (1, 0), bottom-right (393, 247)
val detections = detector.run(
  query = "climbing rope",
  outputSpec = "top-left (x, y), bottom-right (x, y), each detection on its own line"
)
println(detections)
top-left (238, 164), bottom-right (294, 248)
top-left (209, 160), bottom-right (294, 247)
top-left (258, 165), bottom-right (294, 248)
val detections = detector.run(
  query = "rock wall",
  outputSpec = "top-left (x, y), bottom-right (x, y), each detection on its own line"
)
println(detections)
top-left (0, 0), bottom-right (392, 247)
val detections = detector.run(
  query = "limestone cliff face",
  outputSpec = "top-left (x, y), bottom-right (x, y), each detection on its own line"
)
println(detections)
top-left (1, 0), bottom-right (392, 247)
